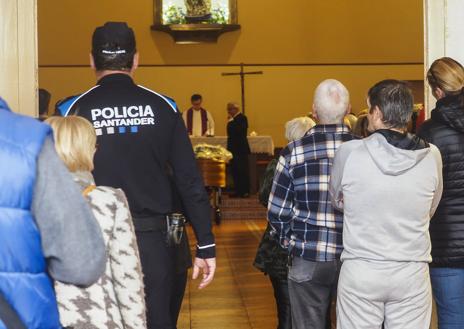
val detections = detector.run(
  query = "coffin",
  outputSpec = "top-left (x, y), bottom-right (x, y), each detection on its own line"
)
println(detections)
top-left (196, 159), bottom-right (226, 188)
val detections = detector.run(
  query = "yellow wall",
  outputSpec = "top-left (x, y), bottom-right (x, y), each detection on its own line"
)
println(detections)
top-left (38, 0), bottom-right (424, 146)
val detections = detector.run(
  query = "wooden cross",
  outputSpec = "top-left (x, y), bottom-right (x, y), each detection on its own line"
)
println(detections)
top-left (221, 63), bottom-right (263, 114)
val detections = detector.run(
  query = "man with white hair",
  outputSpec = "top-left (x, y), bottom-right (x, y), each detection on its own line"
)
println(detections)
top-left (268, 79), bottom-right (356, 329)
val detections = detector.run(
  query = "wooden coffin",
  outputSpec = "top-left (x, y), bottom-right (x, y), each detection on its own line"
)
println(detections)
top-left (196, 159), bottom-right (226, 188)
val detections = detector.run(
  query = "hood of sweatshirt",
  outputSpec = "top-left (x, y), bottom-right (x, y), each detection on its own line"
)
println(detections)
top-left (364, 130), bottom-right (430, 176)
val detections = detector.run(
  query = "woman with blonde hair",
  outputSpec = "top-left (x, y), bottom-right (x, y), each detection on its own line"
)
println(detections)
top-left (46, 116), bottom-right (146, 329)
top-left (254, 116), bottom-right (315, 329)
top-left (418, 57), bottom-right (464, 328)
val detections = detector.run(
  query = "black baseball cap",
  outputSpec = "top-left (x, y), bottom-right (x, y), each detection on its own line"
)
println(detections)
top-left (92, 22), bottom-right (136, 55)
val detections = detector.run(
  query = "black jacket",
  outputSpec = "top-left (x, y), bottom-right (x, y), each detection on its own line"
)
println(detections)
top-left (227, 113), bottom-right (251, 155)
top-left (253, 159), bottom-right (289, 279)
top-left (60, 74), bottom-right (215, 258)
top-left (418, 93), bottom-right (464, 267)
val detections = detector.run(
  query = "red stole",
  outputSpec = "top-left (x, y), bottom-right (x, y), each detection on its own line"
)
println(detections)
top-left (187, 108), bottom-right (208, 135)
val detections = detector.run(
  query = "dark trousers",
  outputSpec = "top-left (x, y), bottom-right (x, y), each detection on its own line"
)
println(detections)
top-left (136, 229), bottom-right (189, 329)
top-left (270, 276), bottom-right (292, 329)
top-left (288, 257), bottom-right (340, 329)
top-left (231, 154), bottom-right (250, 195)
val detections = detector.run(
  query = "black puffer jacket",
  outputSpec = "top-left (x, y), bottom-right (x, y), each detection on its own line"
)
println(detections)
top-left (418, 93), bottom-right (464, 267)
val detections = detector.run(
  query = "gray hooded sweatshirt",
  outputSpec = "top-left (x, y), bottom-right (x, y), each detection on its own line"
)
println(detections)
top-left (329, 131), bottom-right (443, 263)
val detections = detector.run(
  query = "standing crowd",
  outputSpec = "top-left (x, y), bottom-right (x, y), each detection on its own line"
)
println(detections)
top-left (0, 19), bottom-right (463, 329)
top-left (257, 57), bottom-right (464, 329)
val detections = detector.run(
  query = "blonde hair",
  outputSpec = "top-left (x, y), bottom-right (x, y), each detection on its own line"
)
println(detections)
top-left (46, 116), bottom-right (96, 172)
top-left (285, 117), bottom-right (316, 142)
top-left (427, 57), bottom-right (464, 95)
top-left (344, 113), bottom-right (358, 130)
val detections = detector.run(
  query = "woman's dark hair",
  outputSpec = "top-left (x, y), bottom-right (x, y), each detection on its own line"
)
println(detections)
top-left (353, 115), bottom-right (370, 138)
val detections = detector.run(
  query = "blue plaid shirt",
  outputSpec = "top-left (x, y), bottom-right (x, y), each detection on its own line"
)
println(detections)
top-left (268, 124), bottom-right (355, 261)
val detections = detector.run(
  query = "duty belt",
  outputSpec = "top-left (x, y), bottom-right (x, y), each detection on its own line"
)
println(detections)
top-left (132, 215), bottom-right (167, 232)
top-left (133, 213), bottom-right (186, 247)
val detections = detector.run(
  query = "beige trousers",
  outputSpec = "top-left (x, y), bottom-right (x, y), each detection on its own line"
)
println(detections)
top-left (337, 259), bottom-right (432, 329)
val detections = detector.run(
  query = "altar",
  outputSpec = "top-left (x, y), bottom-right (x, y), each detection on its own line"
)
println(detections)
top-left (190, 135), bottom-right (275, 194)
top-left (190, 135), bottom-right (274, 155)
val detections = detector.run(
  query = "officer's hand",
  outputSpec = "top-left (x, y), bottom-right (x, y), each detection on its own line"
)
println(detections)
top-left (192, 257), bottom-right (216, 290)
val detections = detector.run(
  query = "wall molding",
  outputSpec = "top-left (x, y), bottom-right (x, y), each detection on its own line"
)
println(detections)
top-left (39, 62), bottom-right (424, 68)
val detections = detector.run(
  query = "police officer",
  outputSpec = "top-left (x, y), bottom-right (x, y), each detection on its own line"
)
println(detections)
top-left (57, 22), bottom-right (216, 329)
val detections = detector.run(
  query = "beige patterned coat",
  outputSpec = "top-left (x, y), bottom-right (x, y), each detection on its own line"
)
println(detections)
top-left (55, 172), bottom-right (146, 329)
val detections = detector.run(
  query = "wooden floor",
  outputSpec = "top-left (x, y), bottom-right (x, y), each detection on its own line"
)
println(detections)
top-left (178, 219), bottom-right (439, 329)
top-left (178, 219), bottom-right (277, 329)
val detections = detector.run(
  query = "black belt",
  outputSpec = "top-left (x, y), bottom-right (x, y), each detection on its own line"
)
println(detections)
top-left (132, 215), bottom-right (167, 232)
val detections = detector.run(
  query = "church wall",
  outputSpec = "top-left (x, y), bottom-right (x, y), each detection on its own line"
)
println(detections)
top-left (38, 0), bottom-right (424, 146)
top-left (39, 64), bottom-right (423, 146)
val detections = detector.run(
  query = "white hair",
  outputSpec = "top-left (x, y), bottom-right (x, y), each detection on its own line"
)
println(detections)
top-left (313, 79), bottom-right (350, 124)
top-left (285, 117), bottom-right (316, 142)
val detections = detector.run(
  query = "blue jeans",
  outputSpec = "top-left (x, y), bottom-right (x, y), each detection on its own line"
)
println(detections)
top-left (430, 267), bottom-right (464, 329)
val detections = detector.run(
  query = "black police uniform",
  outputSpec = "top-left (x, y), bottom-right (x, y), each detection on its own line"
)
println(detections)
top-left (59, 73), bottom-right (215, 329)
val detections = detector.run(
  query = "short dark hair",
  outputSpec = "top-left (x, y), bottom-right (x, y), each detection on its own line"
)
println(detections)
top-left (92, 51), bottom-right (135, 71)
top-left (367, 79), bottom-right (413, 129)
top-left (191, 94), bottom-right (202, 102)
top-left (38, 88), bottom-right (51, 116)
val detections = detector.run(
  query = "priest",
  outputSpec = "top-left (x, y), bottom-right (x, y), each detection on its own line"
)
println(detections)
top-left (182, 94), bottom-right (215, 136)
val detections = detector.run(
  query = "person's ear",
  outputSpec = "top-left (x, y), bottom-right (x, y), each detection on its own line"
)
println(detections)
top-left (373, 106), bottom-right (384, 122)
top-left (89, 53), bottom-right (96, 71)
top-left (131, 52), bottom-right (139, 74)
top-left (367, 106), bottom-right (383, 131)
top-left (435, 87), bottom-right (445, 99)
top-left (346, 104), bottom-right (352, 115)
top-left (312, 104), bottom-right (319, 121)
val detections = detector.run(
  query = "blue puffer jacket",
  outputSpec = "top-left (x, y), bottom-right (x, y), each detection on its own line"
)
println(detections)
top-left (0, 99), bottom-right (61, 329)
